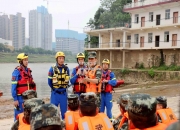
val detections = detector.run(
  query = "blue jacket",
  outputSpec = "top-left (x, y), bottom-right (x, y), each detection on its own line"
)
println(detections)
top-left (48, 64), bottom-right (70, 91)
top-left (103, 70), bottom-right (117, 86)
top-left (11, 67), bottom-right (28, 101)
top-left (70, 65), bottom-right (86, 85)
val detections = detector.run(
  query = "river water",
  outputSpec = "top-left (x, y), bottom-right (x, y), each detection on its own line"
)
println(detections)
top-left (0, 63), bottom-right (77, 99)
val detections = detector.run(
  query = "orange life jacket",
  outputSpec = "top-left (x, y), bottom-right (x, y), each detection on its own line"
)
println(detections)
top-left (17, 113), bottom-right (30, 130)
top-left (86, 65), bottom-right (102, 93)
top-left (16, 66), bottom-right (36, 95)
top-left (101, 70), bottom-right (113, 92)
top-left (78, 113), bottom-right (114, 130)
top-left (65, 110), bottom-right (80, 130)
top-left (130, 123), bottom-right (167, 130)
top-left (157, 108), bottom-right (177, 125)
top-left (118, 112), bottom-right (128, 129)
top-left (73, 66), bottom-right (87, 93)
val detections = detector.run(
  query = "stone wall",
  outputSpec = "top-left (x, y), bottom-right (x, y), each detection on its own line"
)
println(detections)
top-left (88, 49), bottom-right (180, 69)
top-left (113, 69), bottom-right (180, 84)
top-left (125, 49), bottom-right (180, 69)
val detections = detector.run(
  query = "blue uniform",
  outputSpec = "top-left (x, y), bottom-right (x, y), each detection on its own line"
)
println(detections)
top-left (70, 65), bottom-right (86, 96)
top-left (100, 70), bottom-right (117, 119)
top-left (48, 64), bottom-right (70, 120)
top-left (11, 67), bottom-right (29, 121)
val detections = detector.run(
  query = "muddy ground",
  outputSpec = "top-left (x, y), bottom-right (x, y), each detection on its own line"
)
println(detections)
top-left (0, 81), bottom-right (180, 120)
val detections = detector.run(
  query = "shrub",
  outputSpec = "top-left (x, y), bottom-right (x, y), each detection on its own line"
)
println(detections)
top-left (148, 68), bottom-right (155, 78)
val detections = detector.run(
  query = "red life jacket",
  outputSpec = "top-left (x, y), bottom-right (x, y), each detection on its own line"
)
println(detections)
top-left (73, 66), bottom-right (87, 93)
top-left (101, 70), bottom-right (113, 92)
top-left (16, 66), bottom-right (36, 95)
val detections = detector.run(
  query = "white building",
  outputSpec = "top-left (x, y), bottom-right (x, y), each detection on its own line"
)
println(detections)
top-left (0, 38), bottom-right (12, 46)
top-left (124, 0), bottom-right (180, 49)
top-left (84, 0), bottom-right (180, 68)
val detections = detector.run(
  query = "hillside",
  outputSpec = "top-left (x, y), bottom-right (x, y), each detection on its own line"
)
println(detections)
top-left (0, 52), bottom-right (76, 63)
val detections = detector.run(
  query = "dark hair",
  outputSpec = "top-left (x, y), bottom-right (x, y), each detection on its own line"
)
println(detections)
top-left (128, 111), bottom-right (157, 129)
top-left (80, 104), bottom-right (97, 116)
top-left (35, 125), bottom-right (62, 130)
top-left (120, 103), bottom-right (126, 113)
top-left (158, 103), bottom-right (167, 109)
top-left (68, 104), bottom-right (79, 111)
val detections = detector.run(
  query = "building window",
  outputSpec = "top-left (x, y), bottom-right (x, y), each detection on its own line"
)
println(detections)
top-left (135, 14), bottom-right (139, 24)
top-left (164, 31), bottom-right (169, 42)
top-left (165, 9), bottom-right (170, 19)
top-left (127, 35), bottom-right (131, 40)
top-left (149, 12), bottom-right (153, 22)
top-left (148, 33), bottom-right (153, 43)
top-left (134, 34), bottom-right (139, 44)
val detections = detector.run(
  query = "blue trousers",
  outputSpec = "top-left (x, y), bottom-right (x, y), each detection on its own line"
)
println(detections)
top-left (100, 92), bottom-right (113, 119)
top-left (50, 90), bottom-right (67, 120)
top-left (14, 96), bottom-right (24, 121)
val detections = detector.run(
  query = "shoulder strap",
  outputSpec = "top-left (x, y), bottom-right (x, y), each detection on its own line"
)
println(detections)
top-left (99, 113), bottom-right (113, 130)
top-left (75, 66), bottom-right (79, 72)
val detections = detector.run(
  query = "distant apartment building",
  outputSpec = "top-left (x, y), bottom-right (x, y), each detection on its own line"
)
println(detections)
top-left (52, 42), bottom-right (56, 51)
top-left (25, 38), bottom-right (29, 46)
top-left (55, 29), bottom-right (86, 54)
top-left (0, 38), bottom-right (12, 46)
top-left (0, 15), bottom-right (10, 40)
top-left (29, 6), bottom-right (52, 50)
top-left (84, 0), bottom-right (180, 68)
top-left (9, 13), bottom-right (25, 50)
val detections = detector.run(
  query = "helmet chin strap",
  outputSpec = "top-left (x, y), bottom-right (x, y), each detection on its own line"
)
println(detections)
top-left (20, 61), bottom-right (27, 68)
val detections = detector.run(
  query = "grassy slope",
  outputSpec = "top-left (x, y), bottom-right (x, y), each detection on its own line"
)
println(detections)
top-left (0, 52), bottom-right (76, 63)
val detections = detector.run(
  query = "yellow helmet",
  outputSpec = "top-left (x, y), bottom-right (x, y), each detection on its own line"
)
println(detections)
top-left (55, 51), bottom-right (65, 59)
top-left (77, 53), bottom-right (85, 58)
top-left (102, 59), bottom-right (110, 64)
top-left (17, 53), bottom-right (28, 63)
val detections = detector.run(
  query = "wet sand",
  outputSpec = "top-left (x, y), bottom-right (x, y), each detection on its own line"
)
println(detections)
top-left (0, 81), bottom-right (180, 130)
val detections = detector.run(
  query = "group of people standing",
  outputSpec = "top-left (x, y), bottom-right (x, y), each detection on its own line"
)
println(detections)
top-left (11, 51), bottom-right (118, 129)
top-left (11, 51), bottom-right (179, 130)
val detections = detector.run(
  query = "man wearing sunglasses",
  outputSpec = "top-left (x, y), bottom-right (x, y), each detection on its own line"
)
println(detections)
top-left (11, 53), bottom-right (36, 121)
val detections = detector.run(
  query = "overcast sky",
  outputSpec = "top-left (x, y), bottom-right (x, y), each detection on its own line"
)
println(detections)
top-left (0, 0), bottom-right (100, 41)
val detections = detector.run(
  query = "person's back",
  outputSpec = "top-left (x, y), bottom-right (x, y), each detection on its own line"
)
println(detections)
top-left (116, 93), bottom-right (131, 130)
top-left (65, 94), bottom-right (80, 130)
top-left (156, 96), bottom-right (177, 125)
top-left (77, 92), bottom-right (113, 130)
top-left (11, 98), bottom-right (44, 130)
top-left (128, 93), bottom-right (167, 130)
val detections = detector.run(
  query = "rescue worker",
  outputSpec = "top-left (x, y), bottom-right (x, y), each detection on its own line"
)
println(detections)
top-left (112, 93), bottom-right (131, 130)
top-left (30, 104), bottom-right (62, 130)
top-left (11, 53), bottom-right (36, 120)
top-left (48, 51), bottom-right (70, 120)
top-left (81, 51), bottom-right (102, 109)
top-left (70, 53), bottom-right (87, 95)
top-left (156, 96), bottom-right (177, 125)
top-left (76, 92), bottom-right (114, 130)
top-left (65, 94), bottom-right (80, 130)
top-left (11, 90), bottom-right (38, 130)
top-left (100, 59), bottom-right (117, 120)
top-left (128, 93), bottom-right (167, 130)
top-left (11, 98), bottom-right (44, 130)
top-left (82, 51), bottom-right (102, 93)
